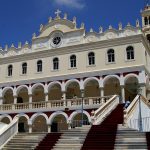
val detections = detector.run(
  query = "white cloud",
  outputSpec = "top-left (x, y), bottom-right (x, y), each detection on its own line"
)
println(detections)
top-left (53, 0), bottom-right (85, 9)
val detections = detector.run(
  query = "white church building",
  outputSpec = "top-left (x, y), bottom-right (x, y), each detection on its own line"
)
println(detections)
top-left (0, 5), bottom-right (150, 136)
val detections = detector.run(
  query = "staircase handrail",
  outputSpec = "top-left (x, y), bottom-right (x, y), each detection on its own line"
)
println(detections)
top-left (0, 116), bottom-right (18, 149)
top-left (92, 95), bottom-right (119, 125)
top-left (141, 95), bottom-right (150, 107)
top-left (124, 95), bottom-right (139, 120)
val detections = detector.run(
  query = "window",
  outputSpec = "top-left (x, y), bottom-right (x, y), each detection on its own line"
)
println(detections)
top-left (126, 46), bottom-right (134, 60)
top-left (22, 63), bottom-right (27, 74)
top-left (144, 17), bottom-right (148, 25)
top-left (88, 52), bottom-right (95, 65)
top-left (8, 65), bottom-right (13, 76)
top-left (37, 60), bottom-right (42, 72)
top-left (70, 55), bottom-right (76, 68)
top-left (107, 49), bottom-right (115, 63)
top-left (53, 57), bottom-right (59, 70)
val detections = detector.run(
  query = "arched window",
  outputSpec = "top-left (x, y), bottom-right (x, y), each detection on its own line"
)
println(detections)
top-left (22, 62), bottom-right (27, 74)
top-left (70, 55), bottom-right (76, 68)
top-left (37, 60), bottom-right (42, 72)
top-left (53, 57), bottom-right (59, 70)
top-left (88, 52), bottom-right (95, 65)
top-left (8, 65), bottom-right (13, 76)
top-left (126, 46), bottom-right (134, 60)
top-left (107, 49), bottom-right (115, 63)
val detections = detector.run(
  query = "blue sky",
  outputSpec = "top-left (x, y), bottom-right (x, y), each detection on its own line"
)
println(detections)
top-left (0, 0), bottom-right (145, 47)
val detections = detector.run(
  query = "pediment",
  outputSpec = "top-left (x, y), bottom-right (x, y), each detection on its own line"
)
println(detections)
top-left (37, 19), bottom-right (77, 39)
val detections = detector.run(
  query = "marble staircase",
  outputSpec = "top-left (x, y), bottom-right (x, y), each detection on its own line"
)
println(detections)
top-left (114, 125), bottom-right (148, 150)
top-left (2, 133), bottom-right (46, 150)
top-left (52, 126), bottom-right (91, 150)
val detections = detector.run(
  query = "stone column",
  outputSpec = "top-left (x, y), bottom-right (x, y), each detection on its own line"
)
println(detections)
top-left (100, 87), bottom-right (104, 103)
top-left (68, 120), bottom-right (71, 130)
top-left (121, 86), bottom-right (125, 103)
top-left (0, 97), bottom-right (3, 105)
top-left (29, 125), bottom-right (32, 133)
top-left (62, 91), bottom-right (66, 107)
top-left (29, 94), bottom-right (32, 103)
top-left (29, 94), bottom-right (32, 109)
top-left (45, 93), bottom-right (48, 102)
top-left (62, 92), bottom-right (66, 100)
top-left (14, 96), bottom-right (17, 104)
top-left (48, 125), bottom-right (51, 133)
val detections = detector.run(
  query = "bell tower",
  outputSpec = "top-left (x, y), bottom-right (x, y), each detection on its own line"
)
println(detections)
top-left (141, 3), bottom-right (150, 42)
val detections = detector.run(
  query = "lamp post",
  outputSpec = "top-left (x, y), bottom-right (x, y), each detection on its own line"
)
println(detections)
top-left (81, 90), bottom-right (84, 127)
top-left (137, 87), bottom-right (143, 132)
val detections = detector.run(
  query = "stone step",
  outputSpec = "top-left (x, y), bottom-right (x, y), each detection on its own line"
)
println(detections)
top-left (52, 147), bottom-right (81, 150)
top-left (115, 138), bottom-right (146, 142)
top-left (2, 148), bottom-right (33, 150)
top-left (58, 139), bottom-right (84, 143)
top-left (2, 133), bottom-right (46, 150)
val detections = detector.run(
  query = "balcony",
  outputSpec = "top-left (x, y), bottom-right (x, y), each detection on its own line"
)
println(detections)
top-left (0, 96), bottom-right (112, 114)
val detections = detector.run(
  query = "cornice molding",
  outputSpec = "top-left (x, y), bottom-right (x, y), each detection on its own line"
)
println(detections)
top-left (0, 34), bottom-right (143, 64)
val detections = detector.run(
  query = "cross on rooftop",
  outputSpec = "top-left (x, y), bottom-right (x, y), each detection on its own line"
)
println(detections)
top-left (55, 9), bottom-right (61, 18)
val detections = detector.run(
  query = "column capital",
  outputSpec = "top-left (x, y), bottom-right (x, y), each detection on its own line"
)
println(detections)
top-left (99, 87), bottom-right (104, 89)
top-left (120, 85), bottom-right (125, 88)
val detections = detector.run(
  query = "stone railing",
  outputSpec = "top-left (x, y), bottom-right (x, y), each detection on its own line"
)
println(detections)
top-left (124, 95), bottom-right (150, 131)
top-left (91, 95), bottom-right (120, 125)
top-left (128, 116), bottom-right (150, 132)
top-left (0, 116), bottom-right (18, 149)
top-left (124, 95), bottom-right (139, 124)
top-left (0, 96), bottom-right (112, 114)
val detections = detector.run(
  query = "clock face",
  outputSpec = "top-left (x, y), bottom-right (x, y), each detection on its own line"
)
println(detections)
top-left (53, 37), bottom-right (61, 45)
top-left (51, 32), bottom-right (63, 48)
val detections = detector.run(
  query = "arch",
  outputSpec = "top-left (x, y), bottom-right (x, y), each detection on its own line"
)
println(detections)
top-left (124, 74), bottom-right (139, 101)
top-left (103, 75), bottom-right (120, 86)
top-left (31, 83), bottom-right (45, 93)
top-left (30, 113), bottom-right (49, 125)
top-left (68, 110), bottom-right (91, 122)
top-left (2, 87), bottom-right (14, 97)
top-left (15, 114), bottom-right (30, 124)
top-left (0, 114), bottom-right (12, 123)
top-left (65, 79), bottom-right (81, 90)
top-left (48, 81), bottom-right (62, 92)
top-left (124, 73), bottom-right (139, 84)
top-left (49, 111), bottom-right (69, 125)
top-left (83, 77), bottom-right (100, 88)
top-left (16, 114), bottom-right (30, 132)
top-left (16, 85), bottom-right (29, 96)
